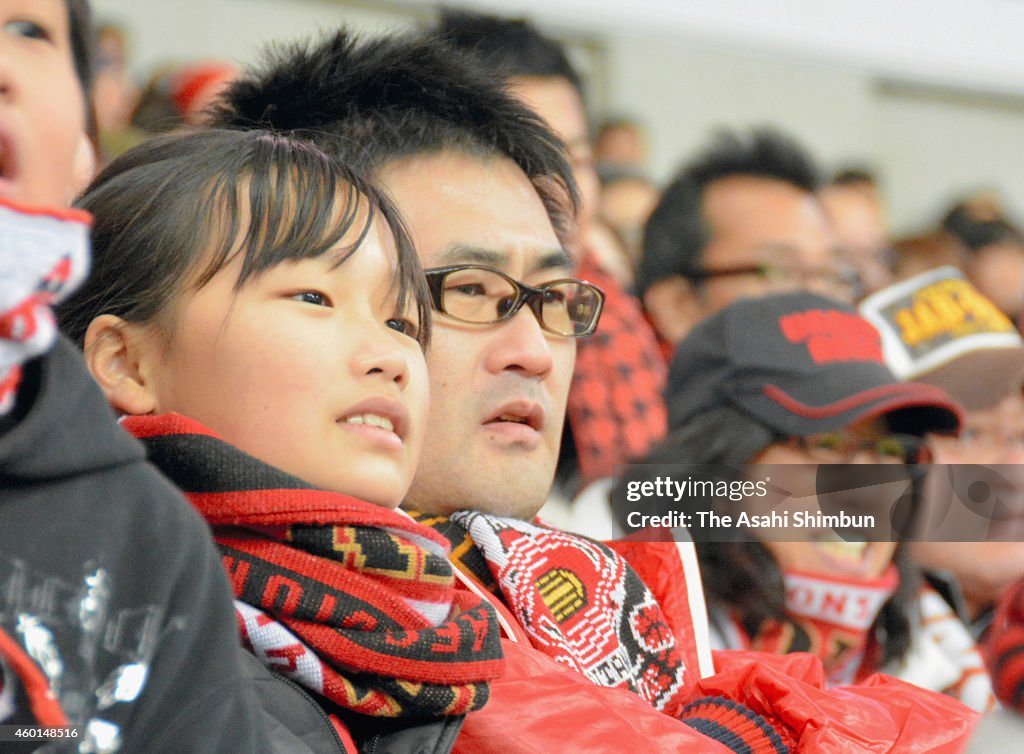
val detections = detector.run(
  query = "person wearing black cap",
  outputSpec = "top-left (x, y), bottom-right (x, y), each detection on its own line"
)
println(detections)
top-left (619, 290), bottom-right (994, 711)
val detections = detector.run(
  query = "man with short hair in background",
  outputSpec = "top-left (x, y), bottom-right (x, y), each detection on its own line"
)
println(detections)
top-left (638, 128), bottom-right (850, 351)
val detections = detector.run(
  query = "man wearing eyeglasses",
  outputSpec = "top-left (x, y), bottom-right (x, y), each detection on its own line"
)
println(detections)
top-left (431, 10), bottom-right (671, 493)
top-left (377, 155), bottom-right (589, 520)
top-left (638, 128), bottom-right (852, 352)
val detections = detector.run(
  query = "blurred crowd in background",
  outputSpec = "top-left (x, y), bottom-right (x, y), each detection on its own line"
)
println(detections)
top-left (90, 18), bottom-right (1024, 331)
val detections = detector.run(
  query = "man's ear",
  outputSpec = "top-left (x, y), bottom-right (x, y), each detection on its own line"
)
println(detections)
top-left (83, 314), bottom-right (158, 416)
top-left (642, 276), bottom-right (704, 345)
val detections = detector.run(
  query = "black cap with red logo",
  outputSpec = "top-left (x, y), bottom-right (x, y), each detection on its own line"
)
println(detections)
top-left (666, 292), bottom-right (963, 437)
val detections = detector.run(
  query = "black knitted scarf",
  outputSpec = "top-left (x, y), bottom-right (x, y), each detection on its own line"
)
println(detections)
top-left (124, 413), bottom-right (504, 718)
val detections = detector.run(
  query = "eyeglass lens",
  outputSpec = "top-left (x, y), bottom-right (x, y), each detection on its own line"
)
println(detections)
top-left (439, 267), bottom-right (601, 336)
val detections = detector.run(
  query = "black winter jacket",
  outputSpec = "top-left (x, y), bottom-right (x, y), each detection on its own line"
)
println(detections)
top-left (0, 337), bottom-right (270, 753)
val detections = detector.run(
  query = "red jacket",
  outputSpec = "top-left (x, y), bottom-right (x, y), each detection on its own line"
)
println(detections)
top-left (452, 540), bottom-right (980, 752)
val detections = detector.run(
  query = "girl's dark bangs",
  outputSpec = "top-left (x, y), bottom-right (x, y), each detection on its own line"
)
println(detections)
top-left (190, 131), bottom-right (431, 347)
top-left (237, 137), bottom-right (367, 285)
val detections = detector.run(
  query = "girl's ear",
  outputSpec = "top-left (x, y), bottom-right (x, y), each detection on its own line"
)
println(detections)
top-left (84, 315), bottom-right (158, 416)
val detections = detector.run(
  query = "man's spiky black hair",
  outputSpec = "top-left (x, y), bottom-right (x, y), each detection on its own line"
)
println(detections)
top-left (637, 127), bottom-right (822, 297)
top-left (434, 9), bottom-right (584, 97)
top-left (209, 29), bottom-right (578, 243)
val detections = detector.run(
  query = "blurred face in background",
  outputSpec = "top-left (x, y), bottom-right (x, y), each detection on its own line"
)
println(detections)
top-left (644, 175), bottom-right (849, 346)
top-left (697, 176), bottom-right (848, 313)
top-left (510, 75), bottom-right (598, 240)
top-left (751, 418), bottom-right (904, 582)
top-left (600, 176), bottom-right (659, 266)
top-left (820, 183), bottom-right (893, 299)
top-left (595, 122), bottom-right (646, 169)
top-left (966, 241), bottom-right (1024, 320)
top-left (913, 390), bottom-right (1024, 618)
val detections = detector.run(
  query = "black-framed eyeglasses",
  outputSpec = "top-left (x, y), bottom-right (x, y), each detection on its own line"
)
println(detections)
top-left (424, 265), bottom-right (605, 337)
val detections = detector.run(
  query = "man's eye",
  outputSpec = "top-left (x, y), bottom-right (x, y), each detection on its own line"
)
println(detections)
top-left (541, 288), bottom-right (567, 304)
top-left (448, 283), bottom-right (486, 297)
top-left (290, 291), bottom-right (332, 307)
top-left (386, 318), bottom-right (419, 339)
top-left (6, 20), bottom-right (53, 42)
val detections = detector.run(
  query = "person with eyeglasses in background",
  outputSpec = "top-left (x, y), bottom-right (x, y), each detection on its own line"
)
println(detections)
top-left (614, 290), bottom-right (996, 714)
top-left (637, 128), bottom-right (854, 360)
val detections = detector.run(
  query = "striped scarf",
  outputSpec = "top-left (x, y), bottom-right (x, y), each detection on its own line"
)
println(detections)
top-left (0, 199), bottom-right (90, 413)
top-left (750, 567), bottom-right (900, 686)
top-left (124, 413), bottom-right (503, 718)
top-left (736, 569), bottom-right (994, 711)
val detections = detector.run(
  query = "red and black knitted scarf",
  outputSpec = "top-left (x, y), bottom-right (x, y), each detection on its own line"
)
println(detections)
top-left (411, 510), bottom-right (691, 716)
top-left (567, 253), bottom-right (667, 485)
top-left (124, 413), bottom-right (503, 718)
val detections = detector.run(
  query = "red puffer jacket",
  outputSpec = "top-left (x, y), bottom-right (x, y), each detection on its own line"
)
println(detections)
top-left (451, 541), bottom-right (979, 753)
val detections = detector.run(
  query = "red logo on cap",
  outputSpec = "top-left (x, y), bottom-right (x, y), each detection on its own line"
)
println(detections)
top-left (779, 310), bottom-right (883, 365)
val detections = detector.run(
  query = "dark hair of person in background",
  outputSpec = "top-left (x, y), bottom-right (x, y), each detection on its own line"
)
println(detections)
top-left (64, 0), bottom-right (99, 145)
top-left (831, 167), bottom-right (877, 188)
top-left (57, 128), bottom-right (430, 348)
top-left (130, 66), bottom-right (187, 134)
top-left (618, 405), bottom-right (920, 666)
top-left (208, 29), bottom-right (579, 245)
top-left (434, 8), bottom-right (585, 97)
top-left (942, 209), bottom-right (1024, 256)
top-left (636, 128), bottom-right (822, 298)
top-left (65, 0), bottom-right (94, 98)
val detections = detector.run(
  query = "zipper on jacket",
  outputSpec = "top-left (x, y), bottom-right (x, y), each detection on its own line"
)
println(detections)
top-left (270, 669), bottom-right (350, 753)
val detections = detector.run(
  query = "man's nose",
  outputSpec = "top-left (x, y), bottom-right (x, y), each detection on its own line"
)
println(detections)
top-left (485, 304), bottom-right (554, 379)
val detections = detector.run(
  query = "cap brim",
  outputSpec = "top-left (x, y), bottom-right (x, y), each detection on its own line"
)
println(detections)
top-left (913, 347), bottom-right (1024, 411)
top-left (742, 381), bottom-right (962, 437)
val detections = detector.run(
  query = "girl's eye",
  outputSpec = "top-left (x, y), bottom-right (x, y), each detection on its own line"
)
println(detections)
top-left (386, 318), bottom-right (419, 339)
top-left (290, 291), bottom-right (332, 307)
top-left (6, 20), bottom-right (53, 42)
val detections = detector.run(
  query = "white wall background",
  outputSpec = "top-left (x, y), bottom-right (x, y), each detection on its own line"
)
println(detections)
top-left (92, 0), bottom-right (1024, 235)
